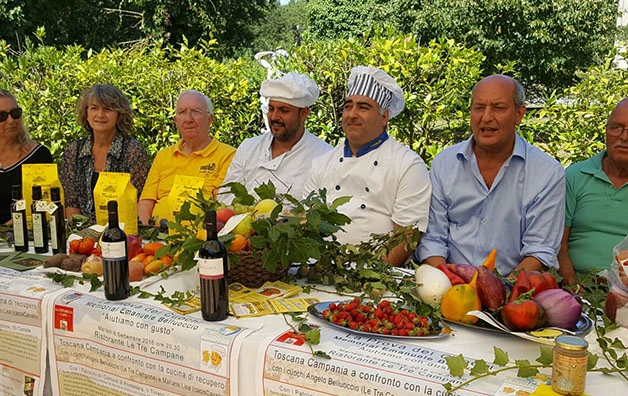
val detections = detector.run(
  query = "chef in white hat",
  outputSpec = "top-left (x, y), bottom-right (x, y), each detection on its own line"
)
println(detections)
top-left (303, 66), bottom-right (432, 266)
top-left (221, 72), bottom-right (332, 202)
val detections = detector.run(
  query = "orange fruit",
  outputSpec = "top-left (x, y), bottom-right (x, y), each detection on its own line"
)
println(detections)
top-left (229, 234), bottom-right (247, 252)
top-left (142, 255), bottom-right (155, 267)
top-left (131, 252), bottom-right (147, 262)
top-left (440, 284), bottom-right (482, 324)
top-left (143, 242), bottom-right (166, 256)
top-left (144, 259), bottom-right (168, 275)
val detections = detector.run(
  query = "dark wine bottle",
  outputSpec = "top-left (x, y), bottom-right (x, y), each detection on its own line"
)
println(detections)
top-left (31, 186), bottom-right (48, 254)
top-left (199, 210), bottom-right (229, 321)
top-left (49, 187), bottom-right (66, 254)
top-left (11, 185), bottom-right (29, 252)
top-left (101, 201), bottom-right (129, 301)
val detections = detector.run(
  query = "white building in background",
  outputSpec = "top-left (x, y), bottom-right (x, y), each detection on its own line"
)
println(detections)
top-left (616, 0), bottom-right (628, 69)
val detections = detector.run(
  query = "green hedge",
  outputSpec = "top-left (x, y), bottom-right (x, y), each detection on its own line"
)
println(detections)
top-left (0, 39), bottom-right (263, 160)
top-left (1, 34), bottom-right (627, 167)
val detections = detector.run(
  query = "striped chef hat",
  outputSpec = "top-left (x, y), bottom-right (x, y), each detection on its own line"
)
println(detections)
top-left (346, 66), bottom-right (405, 118)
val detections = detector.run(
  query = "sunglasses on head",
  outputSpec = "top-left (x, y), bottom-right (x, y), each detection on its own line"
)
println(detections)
top-left (0, 108), bottom-right (22, 122)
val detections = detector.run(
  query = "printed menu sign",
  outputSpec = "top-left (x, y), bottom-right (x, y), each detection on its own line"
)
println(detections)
top-left (48, 291), bottom-right (260, 396)
top-left (0, 267), bottom-right (62, 396)
top-left (261, 324), bottom-right (492, 396)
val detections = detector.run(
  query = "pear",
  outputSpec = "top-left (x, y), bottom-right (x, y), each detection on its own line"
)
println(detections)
top-left (232, 214), bottom-right (253, 238)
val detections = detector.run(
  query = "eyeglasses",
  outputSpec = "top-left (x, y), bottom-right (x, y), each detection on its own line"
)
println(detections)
top-left (607, 124), bottom-right (628, 137)
top-left (176, 109), bottom-right (209, 119)
top-left (0, 108), bottom-right (22, 122)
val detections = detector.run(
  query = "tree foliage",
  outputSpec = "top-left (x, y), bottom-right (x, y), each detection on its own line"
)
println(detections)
top-left (133, 0), bottom-right (269, 56)
top-left (393, 0), bottom-right (619, 92)
top-left (0, 39), bottom-right (263, 159)
top-left (1, 30), bottom-right (626, 169)
top-left (251, 0), bottom-right (308, 52)
top-left (306, 0), bottom-right (619, 92)
top-left (306, 0), bottom-right (394, 40)
top-left (0, 0), bottom-right (143, 51)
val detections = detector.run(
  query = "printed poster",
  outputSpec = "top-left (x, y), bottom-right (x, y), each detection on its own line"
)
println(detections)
top-left (48, 290), bottom-right (260, 396)
top-left (260, 323), bottom-right (501, 396)
top-left (0, 267), bottom-right (63, 396)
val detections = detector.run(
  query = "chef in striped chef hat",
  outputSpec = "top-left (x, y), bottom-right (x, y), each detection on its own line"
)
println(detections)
top-left (303, 66), bottom-right (432, 267)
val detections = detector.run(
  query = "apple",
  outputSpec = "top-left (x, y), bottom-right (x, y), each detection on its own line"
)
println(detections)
top-left (232, 214), bottom-right (253, 238)
top-left (216, 207), bottom-right (236, 224)
top-left (253, 199), bottom-right (279, 218)
top-left (216, 221), bottom-right (225, 233)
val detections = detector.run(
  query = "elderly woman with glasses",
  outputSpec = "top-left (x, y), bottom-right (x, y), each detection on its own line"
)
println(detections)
top-left (138, 90), bottom-right (235, 224)
top-left (60, 84), bottom-right (150, 220)
top-left (0, 89), bottom-right (53, 224)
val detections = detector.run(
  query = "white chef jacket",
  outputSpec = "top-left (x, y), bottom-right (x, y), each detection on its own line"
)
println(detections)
top-left (220, 130), bottom-right (332, 203)
top-left (303, 136), bottom-right (431, 245)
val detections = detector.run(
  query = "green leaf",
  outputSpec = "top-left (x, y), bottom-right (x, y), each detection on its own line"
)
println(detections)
top-left (536, 345), bottom-right (554, 365)
top-left (587, 353), bottom-right (599, 370)
top-left (357, 268), bottom-right (381, 280)
top-left (304, 328), bottom-right (321, 345)
top-left (515, 360), bottom-right (538, 378)
top-left (224, 182), bottom-right (255, 205)
top-left (330, 195), bottom-right (351, 211)
top-left (253, 181), bottom-right (277, 200)
top-left (444, 354), bottom-right (468, 377)
top-left (493, 347), bottom-right (509, 366)
top-left (470, 359), bottom-right (490, 376)
top-left (314, 350), bottom-right (331, 359)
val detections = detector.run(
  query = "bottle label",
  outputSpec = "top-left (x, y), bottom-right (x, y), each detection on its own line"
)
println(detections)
top-left (35, 200), bottom-right (47, 212)
top-left (50, 218), bottom-right (58, 249)
top-left (552, 354), bottom-right (587, 394)
top-left (11, 212), bottom-right (25, 246)
top-left (101, 241), bottom-right (126, 260)
top-left (45, 202), bottom-right (58, 215)
top-left (198, 258), bottom-right (225, 280)
top-left (15, 199), bottom-right (26, 211)
top-left (32, 213), bottom-right (44, 248)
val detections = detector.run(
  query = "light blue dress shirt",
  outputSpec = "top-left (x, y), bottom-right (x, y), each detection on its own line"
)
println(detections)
top-left (416, 135), bottom-right (566, 275)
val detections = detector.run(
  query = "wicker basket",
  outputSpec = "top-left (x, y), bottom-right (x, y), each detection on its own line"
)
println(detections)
top-left (228, 250), bottom-right (288, 288)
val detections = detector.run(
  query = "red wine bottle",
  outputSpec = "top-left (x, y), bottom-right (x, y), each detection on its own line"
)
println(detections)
top-left (101, 201), bottom-right (129, 300)
top-left (31, 186), bottom-right (48, 253)
top-left (49, 187), bottom-right (66, 254)
top-left (199, 210), bottom-right (229, 321)
top-left (11, 185), bottom-right (28, 252)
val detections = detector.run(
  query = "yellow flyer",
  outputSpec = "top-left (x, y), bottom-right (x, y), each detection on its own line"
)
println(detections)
top-left (165, 175), bottom-right (205, 221)
top-left (93, 172), bottom-right (138, 235)
top-left (229, 297), bottom-right (320, 318)
top-left (21, 164), bottom-right (63, 219)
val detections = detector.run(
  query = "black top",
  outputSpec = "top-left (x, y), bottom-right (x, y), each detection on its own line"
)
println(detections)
top-left (0, 144), bottom-right (53, 223)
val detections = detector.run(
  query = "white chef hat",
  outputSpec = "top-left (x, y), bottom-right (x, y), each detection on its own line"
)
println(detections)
top-left (259, 72), bottom-right (320, 108)
top-left (347, 66), bottom-right (405, 118)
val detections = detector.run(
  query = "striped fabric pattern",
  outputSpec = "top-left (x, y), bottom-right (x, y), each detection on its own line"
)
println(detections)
top-left (347, 73), bottom-right (393, 111)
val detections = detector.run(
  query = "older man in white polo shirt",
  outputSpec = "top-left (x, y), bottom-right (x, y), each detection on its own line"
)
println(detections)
top-left (303, 66), bottom-right (431, 266)
top-left (221, 72), bottom-right (332, 202)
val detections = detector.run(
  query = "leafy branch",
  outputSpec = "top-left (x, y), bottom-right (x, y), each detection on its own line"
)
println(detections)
top-left (45, 272), bottom-right (103, 291)
top-left (132, 285), bottom-right (197, 307)
top-left (281, 312), bottom-right (329, 359)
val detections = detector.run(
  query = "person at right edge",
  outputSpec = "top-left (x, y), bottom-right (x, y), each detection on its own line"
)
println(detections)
top-left (415, 74), bottom-right (566, 277)
top-left (558, 98), bottom-right (628, 286)
top-left (303, 66), bottom-right (432, 267)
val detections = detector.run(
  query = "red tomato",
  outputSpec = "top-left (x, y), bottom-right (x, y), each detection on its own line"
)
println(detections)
top-left (527, 271), bottom-right (558, 296)
top-left (69, 239), bottom-right (81, 254)
top-left (77, 237), bottom-right (95, 255)
top-left (502, 300), bottom-right (545, 332)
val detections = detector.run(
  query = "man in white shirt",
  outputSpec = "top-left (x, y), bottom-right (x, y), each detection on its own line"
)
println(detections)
top-left (303, 66), bottom-right (432, 266)
top-left (220, 73), bottom-right (332, 203)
